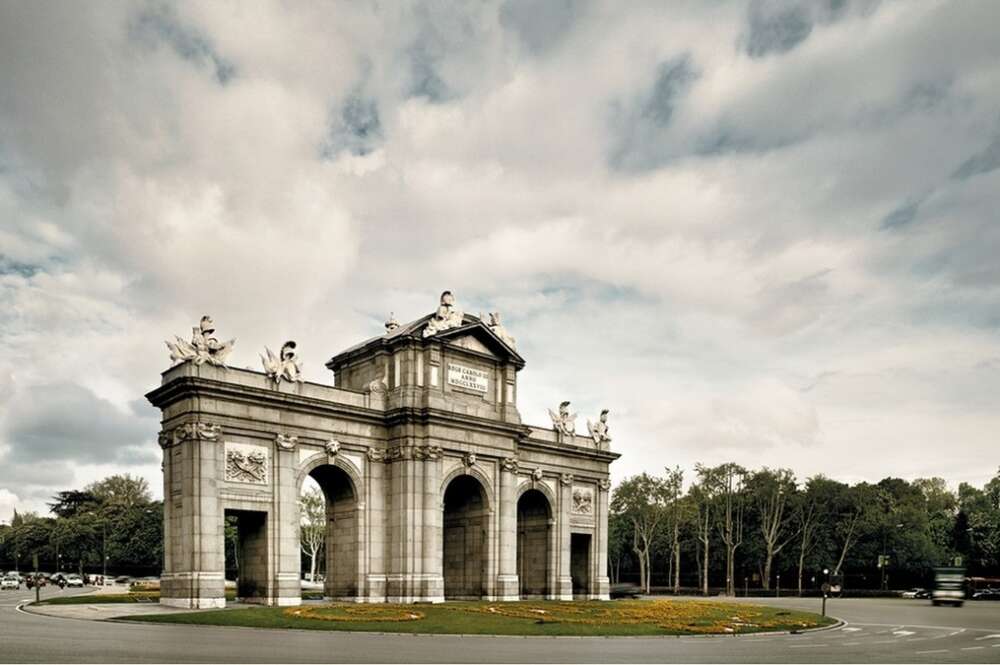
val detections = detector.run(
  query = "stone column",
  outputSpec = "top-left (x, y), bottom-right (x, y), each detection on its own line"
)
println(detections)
top-left (160, 422), bottom-right (226, 609)
top-left (364, 447), bottom-right (387, 602)
top-left (420, 446), bottom-right (444, 602)
top-left (592, 480), bottom-right (611, 600)
top-left (272, 437), bottom-right (301, 606)
top-left (495, 458), bottom-right (519, 600)
top-left (386, 448), bottom-right (422, 602)
top-left (555, 474), bottom-right (573, 600)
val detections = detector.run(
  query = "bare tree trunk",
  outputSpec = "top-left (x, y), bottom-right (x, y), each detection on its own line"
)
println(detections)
top-left (797, 548), bottom-right (805, 596)
top-left (834, 515), bottom-right (859, 575)
top-left (672, 521), bottom-right (681, 594)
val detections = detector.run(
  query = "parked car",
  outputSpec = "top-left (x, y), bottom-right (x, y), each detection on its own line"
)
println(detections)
top-left (901, 588), bottom-right (929, 598)
top-left (1, 575), bottom-right (20, 590)
top-left (114, 575), bottom-right (131, 585)
top-left (65, 574), bottom-right (84, 588)
top-left (972, 589), bottom-right (1000, 601)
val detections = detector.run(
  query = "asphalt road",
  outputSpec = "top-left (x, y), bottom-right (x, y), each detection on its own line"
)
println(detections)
top-left (2, 588), bottom-right (999, 663)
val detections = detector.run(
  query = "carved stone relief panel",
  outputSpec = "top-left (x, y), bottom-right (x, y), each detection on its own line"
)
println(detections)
top-left (224, 442), bottom-right (270, 485)
top-left (571, 484), bottom-right (594, 515)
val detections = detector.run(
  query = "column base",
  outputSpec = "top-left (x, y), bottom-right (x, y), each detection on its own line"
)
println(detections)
top-left (160, 596), bottom-right (226, 609)
top-left (494, 574), bottom-right (520, 601)
top-left (554, 576), bottom-right (573, 601)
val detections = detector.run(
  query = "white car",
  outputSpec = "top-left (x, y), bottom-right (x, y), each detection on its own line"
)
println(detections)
top-left (1, 576), bottom-right (19, 590)
top-left (65, 575), bottom-right (85, 588)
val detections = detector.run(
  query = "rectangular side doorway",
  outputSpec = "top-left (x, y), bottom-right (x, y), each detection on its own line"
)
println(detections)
top-left (225, 509), bottom-right (269, 604)
top-left (570, 533), bottom-right (591, 598)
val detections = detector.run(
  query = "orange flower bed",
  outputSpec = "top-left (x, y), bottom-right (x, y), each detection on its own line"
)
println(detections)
top-left (460, 600), bottom-right (821, 633)
top-left (284, 605), bottom-right (425, 622)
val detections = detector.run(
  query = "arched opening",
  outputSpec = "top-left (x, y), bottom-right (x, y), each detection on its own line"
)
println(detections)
top-left (442, 474), bottom-right (488, 599)
top-left (517, 489), bottom-right (552, 598)
top-left (303, 464), bottom-right (358, 599)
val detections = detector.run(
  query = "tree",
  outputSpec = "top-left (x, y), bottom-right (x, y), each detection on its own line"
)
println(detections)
top-left (48, 490), bottom-right (99, 518)
top-left (793, 476), bottom-right (836, 595)
top-left (611, 474), bottom-right (669, 593)
top-left (833, 482), bottom-right (875, 575)
top-left (690, 470), bottom-right (716, 596)
top-left (86, 474), bottom-right (151, 509)
top-left (663, 466), bottom-right (684, 594)
top-left (704, 463), bottom-right (747, 596)
top-left (607, 511), bottom-right (631, 584)
top-left (749, 468), bottom-right (797, 591)
top-left (300, 488), bottom-right (326, 582)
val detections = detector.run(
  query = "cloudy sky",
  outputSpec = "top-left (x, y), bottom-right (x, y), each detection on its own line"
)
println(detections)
top-left (2, 0), bottom-right (999, 521)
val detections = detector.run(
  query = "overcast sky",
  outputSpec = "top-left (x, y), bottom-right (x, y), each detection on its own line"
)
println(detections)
top-left (2, 1), bottom-right (999, 521)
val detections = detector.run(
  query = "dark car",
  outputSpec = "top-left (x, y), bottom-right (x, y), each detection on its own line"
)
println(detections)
top-left (610, 583), bottom-right (642, 599)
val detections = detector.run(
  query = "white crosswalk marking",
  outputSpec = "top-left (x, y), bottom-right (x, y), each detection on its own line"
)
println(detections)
top-left (892, 630), bottom-right (915, 636)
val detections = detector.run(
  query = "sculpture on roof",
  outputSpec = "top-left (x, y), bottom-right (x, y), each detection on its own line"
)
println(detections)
top-left (587, 409), bottom-right (611, 450)
top-left (384, 312), bottom-right (400, 332)
top-left (261, 340), bottom-right (303, 386)
top-left (487, 311), bottom-right (517, 349)
top-left (422, 290), bottom-right (465, 337)
top-left (548, 400), bottom-right (577, 437)
top-left (165, 316), bottom-right (235, 368)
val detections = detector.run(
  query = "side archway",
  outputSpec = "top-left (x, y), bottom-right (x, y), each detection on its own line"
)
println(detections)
top-left (517, 487), bottom-right (554, 598)
top-left (442, 473), bottom-right (491, 599)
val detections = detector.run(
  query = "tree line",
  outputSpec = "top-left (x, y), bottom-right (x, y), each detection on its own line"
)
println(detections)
top-left (609, 465), bottom-right (1000, 594)
top-left (0, 474), bottom-right (162, 575)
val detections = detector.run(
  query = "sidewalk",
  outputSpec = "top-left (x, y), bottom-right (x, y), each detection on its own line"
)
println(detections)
top-left (24, 595), bottom-right (251, 621)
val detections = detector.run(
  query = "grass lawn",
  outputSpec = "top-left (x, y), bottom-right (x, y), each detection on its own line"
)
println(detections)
top-left (125, 599), bottom-right (835, 636)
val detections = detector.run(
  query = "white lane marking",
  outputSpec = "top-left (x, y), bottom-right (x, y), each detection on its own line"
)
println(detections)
top-left (961, 646), bottom-right (985, 651)
top-left (843, 627), bottom-right (862, 632)
top-left (916, 649), bottom-right (948, 655)
top-left (892, 630), bottom-right (915, 636)
top-left (789, 644), bottom-right (827, 649)
top-left (842, 642), bottom-right (861, 646)
top-left (906, 638), bottom-right (927, 642)
top-left (871, 639), bottom-right (897, 644)
top-left (976, 634), bottom-right (1000, 641)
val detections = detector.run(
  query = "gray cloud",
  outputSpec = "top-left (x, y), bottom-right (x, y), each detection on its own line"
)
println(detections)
top-left (129, 4), bottom-right (235, 84)
top-left (608, 55), bottom-right (698, 171)
top-left (499, 0), bottom-right (584, 55)
top-left (2, 382), bottom-right (158, 464)
top-left (952, 136), bottom-right (1000, 181)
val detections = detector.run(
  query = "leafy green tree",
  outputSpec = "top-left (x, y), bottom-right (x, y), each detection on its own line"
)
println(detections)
top-left (611, 474), bottom-right (669, 593)
top-left (748, 468), bottom-right (797, 590)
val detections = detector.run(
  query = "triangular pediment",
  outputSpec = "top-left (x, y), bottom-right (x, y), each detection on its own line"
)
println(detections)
top-left (435, 320), bottom-right (525, 368)
top-left (449, 333), bottom-right (496, 357)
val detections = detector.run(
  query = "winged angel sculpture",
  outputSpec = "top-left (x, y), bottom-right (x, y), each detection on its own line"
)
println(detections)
top-left (165, 316), bottom-right (235, 367)
top-left (548, 400), bottom-right (577, 436)
top-left (261, 341), bottom-right (303, 386)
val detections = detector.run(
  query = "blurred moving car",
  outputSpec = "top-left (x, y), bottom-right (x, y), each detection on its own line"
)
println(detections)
top-left (972, 589), bottom-right (1000, 601)
top-left (65, 574), bottom-right (84, 588)
top-left (1, 575), bottom-right (20, 590)
top-left (931, 567), bottom-right (966, 607)
top-left (114, 575), bottom-right (131, 585)
top-left (609, 583), bottom-right (642, 599)
top-left (901, 588), bottom-right (929, 598)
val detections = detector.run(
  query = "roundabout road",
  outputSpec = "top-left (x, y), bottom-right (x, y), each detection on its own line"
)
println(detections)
top-left (2, 589), bottom-right (999, 663)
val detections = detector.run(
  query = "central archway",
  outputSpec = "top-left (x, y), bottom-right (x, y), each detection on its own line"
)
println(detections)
top-left (442, 474), bottom-right (489, 599)
top-left (306, 464), bottom-right (359, 599)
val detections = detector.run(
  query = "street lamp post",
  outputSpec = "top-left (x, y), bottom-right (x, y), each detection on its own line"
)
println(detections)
top-left (822, 568), bottom-right (830, 617)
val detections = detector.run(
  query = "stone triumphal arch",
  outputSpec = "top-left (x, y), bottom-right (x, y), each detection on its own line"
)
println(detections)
top-left (148, 292), bottom-right (618, 607)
